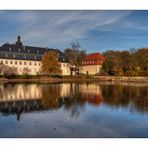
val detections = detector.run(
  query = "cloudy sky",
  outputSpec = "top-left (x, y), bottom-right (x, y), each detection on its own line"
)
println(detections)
top-left (0, 10), bottom-right (148, 53)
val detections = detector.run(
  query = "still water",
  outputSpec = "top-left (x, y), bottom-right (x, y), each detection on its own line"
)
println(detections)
top-left (0, 82), bottom-right (148, 137)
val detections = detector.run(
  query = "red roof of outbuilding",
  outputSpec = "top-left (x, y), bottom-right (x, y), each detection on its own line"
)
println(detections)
top-left (83, 53), bottom-right (105, 61)
top-left (81, 52), bottom-right (105, 65)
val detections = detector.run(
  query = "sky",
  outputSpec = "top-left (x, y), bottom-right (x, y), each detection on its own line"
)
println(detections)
top-left (1, 10), bottom-right (148, 53)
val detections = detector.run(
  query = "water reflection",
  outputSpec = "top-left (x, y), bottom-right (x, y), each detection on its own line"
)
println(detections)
top-left (0, 83), bottom-right (147, 120)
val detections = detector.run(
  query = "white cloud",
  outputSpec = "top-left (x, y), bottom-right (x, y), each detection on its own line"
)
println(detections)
top-left (0, 11), bottom-right (132, 48)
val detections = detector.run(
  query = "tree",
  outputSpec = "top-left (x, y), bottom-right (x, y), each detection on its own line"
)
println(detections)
top-left (23, 67), bottom-right (31, 75)
top-left (41, 51), bottom-right (62, 75)
top-left (102, 48), bottom-right (148, 76)
top-left (0, 62), bottom-right (18, 76)
top-left (64, 42), bottom-right (86, 69)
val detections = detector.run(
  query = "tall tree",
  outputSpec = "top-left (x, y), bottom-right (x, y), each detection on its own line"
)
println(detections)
top-left (41, 51), bottom-right (62, 75)
top-left (64, 42), bottom-right (86, 68)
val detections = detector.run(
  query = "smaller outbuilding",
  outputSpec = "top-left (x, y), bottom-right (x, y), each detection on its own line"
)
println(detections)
top-left (79, 52), bottom-right (105, 75)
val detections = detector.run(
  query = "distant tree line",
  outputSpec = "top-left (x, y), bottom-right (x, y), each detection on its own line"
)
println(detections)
top-left (102, 48), bottom-right (148, 76)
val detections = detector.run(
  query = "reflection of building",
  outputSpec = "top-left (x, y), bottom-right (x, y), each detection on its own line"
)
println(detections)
top-left (0, 84), bottom-right (43, 118)
top-left (79, 53), bottom-right (105, 75)
top-left (79, 84), bottom-right (103, 105)
top-left (0, 36), bottom-right (73, 75)
top-left (0, 84), bottom-right (42, 101)
top-left (0, 83), bottom-right (103, 120)
top-left (60, 83), bottom-right (71, 97)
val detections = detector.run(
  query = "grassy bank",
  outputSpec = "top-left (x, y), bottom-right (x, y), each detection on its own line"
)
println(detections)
top-left (0, 75), bottom-right (148, 83)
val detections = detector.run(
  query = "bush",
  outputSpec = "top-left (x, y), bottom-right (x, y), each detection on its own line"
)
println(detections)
top-left (51, 75), bottom-right (63, 78)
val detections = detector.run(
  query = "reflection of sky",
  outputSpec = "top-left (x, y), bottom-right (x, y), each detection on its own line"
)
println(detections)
top-left (1, 104), bottom-right (148, 137)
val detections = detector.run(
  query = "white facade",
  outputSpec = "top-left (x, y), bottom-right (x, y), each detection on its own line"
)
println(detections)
top-left (60, 62), bottom-right (71, 75)
top-left (0, 58), bottom-right (72, 75)
top-left (79, 65), bottom-right (102, 75)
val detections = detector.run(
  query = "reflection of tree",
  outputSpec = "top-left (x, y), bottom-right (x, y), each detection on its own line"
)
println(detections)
top-left (41, 84), bottom-right (62, 109)
top-left (0, 83), bottom-right (148, 121)
top-left (100, 84), bottom-right (148, 112)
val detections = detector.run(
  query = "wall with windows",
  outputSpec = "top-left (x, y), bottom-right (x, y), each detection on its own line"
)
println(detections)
top-left (0, 59), bottom-right (72, 75)
top-left (79, 65), bottom-right (102, 75)
top-left (60, 62), bottom-right (71, 75)
top-left (0, 59), bottom-right (41, 75)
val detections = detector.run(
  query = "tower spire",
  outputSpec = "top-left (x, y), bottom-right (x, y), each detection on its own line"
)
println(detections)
top-left (16, 35), bottom-right (22, 46)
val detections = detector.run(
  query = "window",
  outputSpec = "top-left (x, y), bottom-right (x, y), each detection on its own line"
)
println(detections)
top-left (15, 61), bottom-right (17, 65)
top-left (29, 62), bottom-right (31, 65)
top-left (28, 49), bottom-right (30, 53)
top-left (37, 50), bottom-right (39, 54)
top-left (18, 49), bottom-right (20, 52)
top-left (20, 61), bottom-right (22, 65)
top-left (5, 53), bottom-right (8, 57)
top-left (34, 56), bottom-right (37, 59)
top-left (24, 55), bottom-right (26, 59)
top-left (13, 54), bottom-right (16, 58)
top-left (5, 61), bottom-right (8, 64)
top-left (10, 61), bottom-right (13, 64)
top-left (1, 60), bottom-right (3, 64)
top-left (9, 47), bottom-right (11, 51)
top-left (34, 62), bottom-right (36, 66)
top-left (24, 62), bottom-right (26, 65)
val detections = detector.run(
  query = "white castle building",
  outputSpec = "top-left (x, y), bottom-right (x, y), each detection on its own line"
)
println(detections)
top-left (0, 36), bottom-right (73, 75)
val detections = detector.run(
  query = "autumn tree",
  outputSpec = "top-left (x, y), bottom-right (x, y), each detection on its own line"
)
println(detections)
top-left (41, 51), bottom-right (62, 76)
top-left (102, 48), bottom-right (148, 76)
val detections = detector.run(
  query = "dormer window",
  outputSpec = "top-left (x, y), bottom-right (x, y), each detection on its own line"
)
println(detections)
top-left (13, 54), bottom-right (16, 58)
top-left (5, 53), bottom-right (8, 57)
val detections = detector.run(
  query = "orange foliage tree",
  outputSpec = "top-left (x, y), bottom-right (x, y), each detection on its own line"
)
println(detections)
top-left (41, 51), bottom-right (62, 75)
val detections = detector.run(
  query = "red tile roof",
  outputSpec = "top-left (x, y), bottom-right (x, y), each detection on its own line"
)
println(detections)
top-left (81, 52), bottom-right (105, 66)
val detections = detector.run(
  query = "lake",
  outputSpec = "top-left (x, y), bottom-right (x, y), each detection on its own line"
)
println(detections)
top-left (0, 82), bottom-right (148, 138)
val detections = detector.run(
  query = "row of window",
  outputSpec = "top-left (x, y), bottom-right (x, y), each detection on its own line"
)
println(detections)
top-left (9, 47), bottom-right (40, 54)
top-left (0, 60), bottom-right (41, 66)
top-left (82, 61), bottom-right (95, 64)
top-left (5, 53), bottom-right (37, 60)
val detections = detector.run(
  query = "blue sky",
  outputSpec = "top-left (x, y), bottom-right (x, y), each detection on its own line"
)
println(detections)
top-left (1, 10), bottom-right (148, 53)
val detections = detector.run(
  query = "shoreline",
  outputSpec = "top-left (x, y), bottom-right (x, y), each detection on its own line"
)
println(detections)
top-left (0, 76), bottom-right (148, 84)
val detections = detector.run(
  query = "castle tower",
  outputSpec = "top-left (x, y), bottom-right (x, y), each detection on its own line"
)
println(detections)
top-left (16, 35), bottom-right (22, 46)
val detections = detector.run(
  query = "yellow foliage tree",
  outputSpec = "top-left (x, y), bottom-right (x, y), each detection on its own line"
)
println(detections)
top-left (41, 51), bottom-right (62, 75)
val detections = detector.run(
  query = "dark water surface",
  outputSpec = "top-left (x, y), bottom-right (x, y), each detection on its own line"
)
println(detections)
top-left (0, 82), bottom-right (148, 138)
